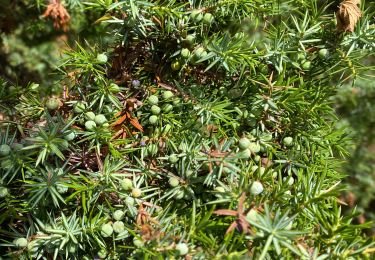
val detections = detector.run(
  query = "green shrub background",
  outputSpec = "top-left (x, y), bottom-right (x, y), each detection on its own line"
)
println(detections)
top-left (0, 0), bottom-right (375, 259)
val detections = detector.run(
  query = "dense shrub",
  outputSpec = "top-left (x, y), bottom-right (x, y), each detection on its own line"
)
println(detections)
top-left (0, 0), bottom-right (375, 259)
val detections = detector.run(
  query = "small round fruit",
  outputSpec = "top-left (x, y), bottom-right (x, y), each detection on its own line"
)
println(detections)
top-left (46, 97), bottom-right (60, 110)
top-left (148, 95), bottom-right (159, 105)
top-left (0, 187), bottom-right (9, 198)
top-left (100, 223), bottom-right (113, 237)
top-left (162, 104), bottom-right (173, 113)
top-left (283, 136), bottom-right (293, 147)
top-left (113, 221), bottom-right (125, 233)
top-left (162, 90), bottom-right (174, 100)
top-left (239, 149), bottom-right (251, 159)
top-left (149, 115), bottom-right (158, 125)
top-left (193, 47), bottom-right (205, 59)
top-left (85, 120), bottom-right (97, 130)
top-left (176, 243), bottom-right (189, 255)
top-left (168, 177), bottom-right (179, 187)
top-left (203, 13), bottom-right (214, 24)
top-left (301, 60), bottom-right (311, 70)
top-left (185, 35), bottom-right (195, 45)
top-left (245, 209), bottom-right (258, 223)
top-left (248, 142), bottom-right (261, 153)
top-left (84, 111), bottom-right (96, 121)
top-left (250, 181), bottom-right (264, 195)
top-left (190, 10), bottom-right (203, 22)
top-left (13, 237), bottom-right (28, 248)
top-left (318, 48), bottom-right (328, 59)
top-left (132, 79), bottom-right (141, 88)
top-left (94, 114), bottom-right (107, 125)
top-left (64, 131), bottom-right (76, 141)
top-left (173, 98), bottom-right (181, 105)
top-left (120, 178), bottom-right (133, 190)
top-left (131, 188), bottom-right (142, 198)
top-left (283, 176), bottom-right (294, 186)
top-left (113, 210), bottom-right (125, 221)
top-left (125, 196), bottom-right (135, 206)
top-left (147, 143), bottom-right (158, 155)
top-left (238, 137), bottom-right (251, 150)
top-left (181, 48), bottom-right (190, 58)
top-left (96, 53), bottom-right (108, 63)
top-left (168, 154), bottom-right (179, 164)
top-left (11, 143), bottom-right (23, 151)
top-left (0, 144), bottom-right (11, 156)
top-left (74, 102), bottom-right (86, 114)
top-left (175, 189), bottom-right (185, 200)
top-left (133, 237), bottom-right (144, 247)
top-left (150, 105), bottom-right (161, 115)
top-left (97, 248), bottom-right (108, 258)
top-left (171, 60), bottom-right (181, 71)
top-left (109, 83), bottom-right (120, 93)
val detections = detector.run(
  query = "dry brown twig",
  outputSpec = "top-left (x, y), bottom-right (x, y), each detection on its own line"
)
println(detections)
top-left (336, 0), bottom-right (362, 32)
top-left (43, 0), bottom-right (71, 31)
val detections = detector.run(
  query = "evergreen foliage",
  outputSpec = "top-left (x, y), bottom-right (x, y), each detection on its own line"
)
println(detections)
top-left (0, 0), bottom-right (375, 259)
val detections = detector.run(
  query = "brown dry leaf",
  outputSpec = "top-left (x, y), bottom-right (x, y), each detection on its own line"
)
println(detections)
top-left (43, 0), bottom-right (71, 31)
top-left (336, 0), bottom-right (362, 32)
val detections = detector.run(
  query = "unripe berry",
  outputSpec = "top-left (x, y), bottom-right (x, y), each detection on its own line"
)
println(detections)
top-left (11, 143), bottom-right (23, 151)
top-left (0, 144), bottom-right (11, 156)
top-left (131, 188), bottom-right (142, 198)
top-left (148, 95), bottom-right (159, 105)
top-left (84, 111), bottom-right (96, 121)
top-left (100, 223), bottom-right (113, 237)
top-left (13, 237), bottom-right (28, 248)
top-left (64, 131), bottom-right (76, 141)
top-left (190, 10), bottom-right (203, 22)
top-left (176, 243), bottom-right (189, 255)
top-left (97, 248), bottom-right (108, 258)
top-left (238, 137), bottom-right (251, 150)
top-left (203, 13), bottom-right (214, 24)
top-left (46, 97), bottom-right (60, 110)
top-left (113, 221), bottom-right (125, 233)
top-left (0, 187), bottom-right (8, 198)
top-left (74, 102), bottom-right (86, 114)
top-left (246, 209), bottom-right (259, 223)
top-left (168, 154), bottom-right (179, 163)
top-left (301, 60), bottom-right (311, 70)
top-left (162, 90), bottom-right (174, 100)
top-left (150, 105), bottom-right (161, 115)
top-left (94, 114), bottom-right (107, 125)
top-left (163, 104), bottom-right (173, 113)
top-left (96, 53), bottom-right (108, 63)
top-left (181, 48), bottom-right (190, 58)
top-left (248, 142), bottom-right (260, 153)
top-left (318, 48), bottom-right (328, 59)
top-left (113, 210), bottom-right (125, 221)
top-left (120, 178), bottom-right (133, 190)
top-left (133, 237), bottom-right (144, 247)
top-left (185, 35), bottom-right (195, 46)
top-left (168, 177), bottom-right (179, 187)
top-left (250, 181), bottom-right (264, 195)
top-left (283, 136), bottom-right (293, 146)
top-left (171, 60), bottom-right (181, 71)
top-left (149, 115), bottom-right (158, 125)
top-left (85, 120), bottom-right (97, 130)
